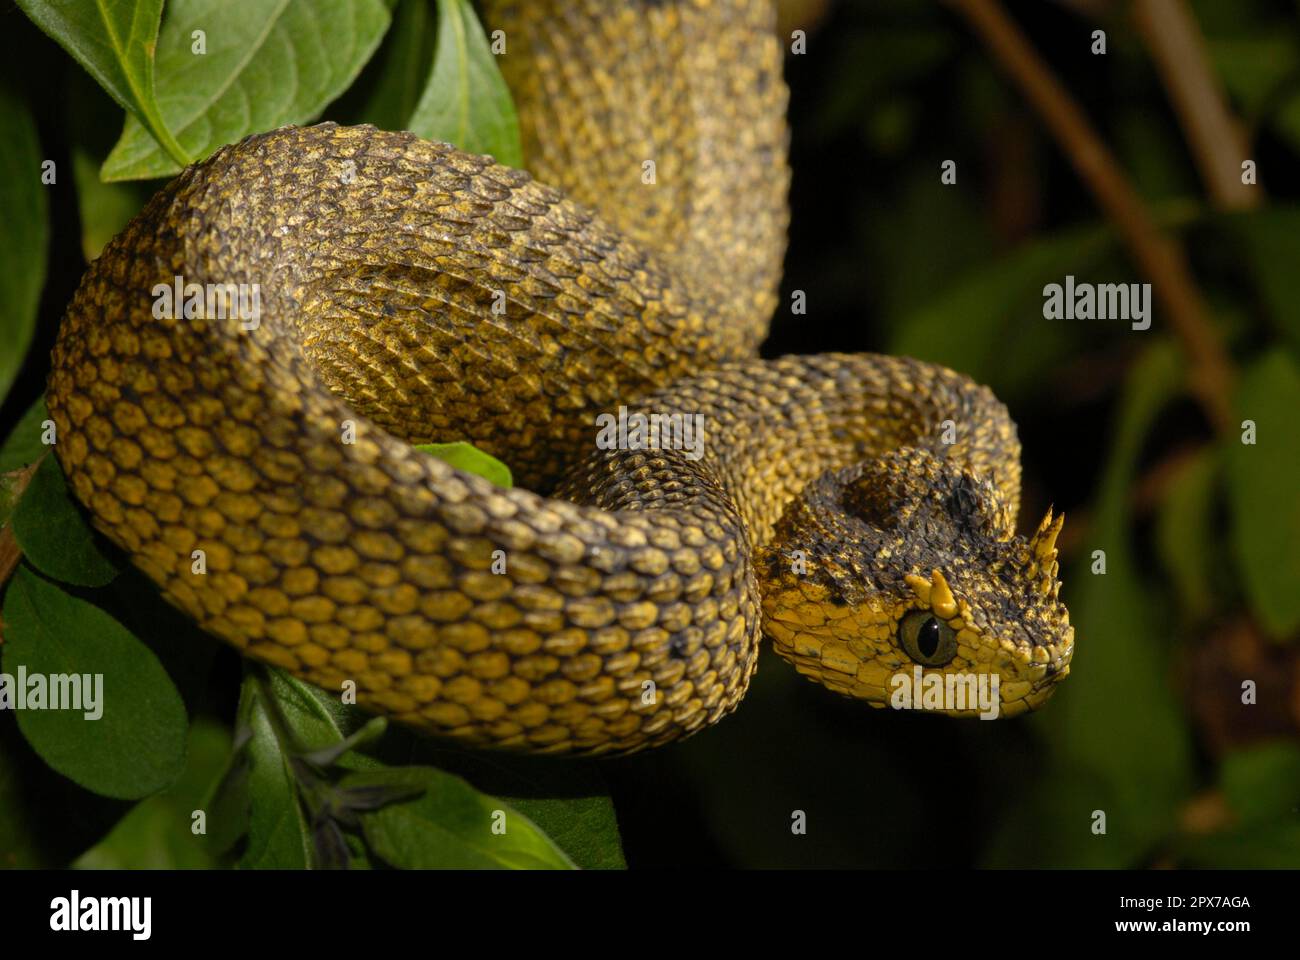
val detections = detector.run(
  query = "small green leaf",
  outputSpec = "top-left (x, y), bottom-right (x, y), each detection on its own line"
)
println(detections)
top-left (1, 566), bottom-right (188, 800)
top-left (343, 766), bottom-right (574, 869)
top-left (11, 454), bottom-right (119, 588)
top-left (72, 719), bottom-right (232, 869)
top-left (236, 672), bottom-right (311, 869)
top-left (407, 0), bottom-right (522, 166)
top-left (0, 397), bottom-right (49, 473)
top-left (260, 667), bottom-right (378, 763)
top-left (101, 0), bottom-right (391, 181)
top-left (1225, 349), bottom-right (1300, 639)
top-left (415, 441), bottom-right (512, 488)
top-left (0, 84), bottom-right (49, 407)
top-left (15, 0), bottom-right (189, 167)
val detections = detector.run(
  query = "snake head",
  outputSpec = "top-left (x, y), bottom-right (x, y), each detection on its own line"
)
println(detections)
top-left (758, 448), bottom-right (1074, 718)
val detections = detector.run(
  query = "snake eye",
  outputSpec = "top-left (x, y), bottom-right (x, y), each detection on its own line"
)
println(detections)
top-left (898, 611), bottom-right (958, 667)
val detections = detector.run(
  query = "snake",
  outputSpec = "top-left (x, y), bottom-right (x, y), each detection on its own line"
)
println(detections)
top-left (46, 0), bottom-right (1074, 756)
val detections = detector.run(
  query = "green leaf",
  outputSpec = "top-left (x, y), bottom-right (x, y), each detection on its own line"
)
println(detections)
top-left (343, 766), bottom-right (574, 869)
top-left (0, 84), bottom-right (49, 407)
top-left (415, 441), bottom-right (512, 488)
top-left (891, 222), bottom-right (1114, 394)
top-left (412, 747), bottom-right (625, 868)
top-left (260, 666), bottom-right (379, 764)
top-left (71, 147), bottom-right (151, 262)
top-left (0, 397), bottom-right (49, 473)
top-left (72, 719), bottom-right (231, 868)
top-left (407, 0), bottom-right (522, 166)
top-left (11, 453), bottom-right (119, 588)
top-left (1225, 349), bottom-right (1300, 639)
top-left (236, 671), bottom-right (312, 869)
top-left (1154, 448), bottom-right (1219, 622)
top-left (353, 0), bottom-right (435, 131)
top-left (15, 0), bottom-right (189, 167)
top-left (1, 566), bottom-right (188, 800)
top-left (102, 0), bottom-right (391, 181)
top-left (1228, 207), bottom-right (1300, 355)
top-left (0, 398), bottom-right (50, 528)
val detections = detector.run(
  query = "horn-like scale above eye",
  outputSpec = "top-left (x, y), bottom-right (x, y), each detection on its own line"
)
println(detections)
top-left (898, 611), bottom-right (958, 666)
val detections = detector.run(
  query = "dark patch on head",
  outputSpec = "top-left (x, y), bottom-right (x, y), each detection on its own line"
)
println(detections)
top-left (947, 475), bottom-right (982, 527)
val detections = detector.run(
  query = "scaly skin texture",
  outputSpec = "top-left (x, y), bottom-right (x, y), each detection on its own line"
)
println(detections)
top-left (46, 0), bottom-right (1072, 756)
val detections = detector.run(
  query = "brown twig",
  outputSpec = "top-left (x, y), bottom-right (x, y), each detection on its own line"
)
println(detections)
top-left (1133, 0), bottom-right (1260, 211)
top-left (947, 0), bottom-right (1236, 432)
top-left (0, 460), bottom-right (41, 604)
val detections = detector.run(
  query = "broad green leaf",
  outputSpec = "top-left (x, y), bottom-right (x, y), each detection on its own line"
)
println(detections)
top-left (1154, 448), bottom-right (1219, 622)
top-left (1225, 349), bottom-right (1300, 639)
top-left (236, 671), bottom-right (311, 869)
top-left (0, 85), bottom-right (49, 407)
top-left (1228, 207), bottom-right (1300, 355)
top-left (0, 710), bottom-right (131, 868)
top-left (407, 0), bottom-right (522, 166)
top-left (15, 0), bottom-right (189, 165)
top-left (1, 566), bottom-right (188, 800)
top-left (412, 746), bottom-right (624, 869)
top-left (415, 441), bottom-right (512, 488)
top-left (11, 453), bottom-right (119, 587)
top-left (73, 719), bottom-right (231, 868)
top-left (344, 766), bottom-right (574, 869)
top-left (102, 0), bottom-right (391, 181)
top-left (891, 222), bottom-right (1114, 393)
top-left (354, 0), bottom-right (435, 131)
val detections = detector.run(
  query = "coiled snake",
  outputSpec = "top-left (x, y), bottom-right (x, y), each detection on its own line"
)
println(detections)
top-left (47, 0), bottom-right (1074, 755)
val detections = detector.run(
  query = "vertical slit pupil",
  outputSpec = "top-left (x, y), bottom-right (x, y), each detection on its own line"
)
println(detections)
top-left (918, 618), bottom-right (941, 658)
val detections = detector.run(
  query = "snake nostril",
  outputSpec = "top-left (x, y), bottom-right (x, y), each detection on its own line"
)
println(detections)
top-left (669, 635), bottom-right (688, 659)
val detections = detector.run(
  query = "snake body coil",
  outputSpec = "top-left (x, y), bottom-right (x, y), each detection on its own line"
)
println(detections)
top-left (47, 0), bottom-right (1073, 755)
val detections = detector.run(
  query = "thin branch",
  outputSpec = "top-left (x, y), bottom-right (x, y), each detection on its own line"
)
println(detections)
top-left (947, 0), bottom-right (1235, 432)
top-left (1133, 0), bottom-right (1260, 211)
